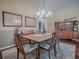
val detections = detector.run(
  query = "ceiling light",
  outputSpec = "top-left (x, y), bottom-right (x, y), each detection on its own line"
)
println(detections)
top-left (36, 0), bottom-right (52, 18)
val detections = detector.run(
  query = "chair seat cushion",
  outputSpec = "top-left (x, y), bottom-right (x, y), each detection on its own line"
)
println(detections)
top-left (23, 44), bottom-right (37, 53)
top-left (46, 38), bottom-right (52, 44)
top-left (40, 43), bottom-right (51, 49)
top-left (40, 38), bottom-right (54, 49)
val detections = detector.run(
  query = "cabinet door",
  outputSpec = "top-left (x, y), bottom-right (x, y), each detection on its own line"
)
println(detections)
top-left (73, 21), bottom-right (78, 31)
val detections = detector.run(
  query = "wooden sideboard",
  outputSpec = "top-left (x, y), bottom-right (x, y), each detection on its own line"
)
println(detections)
top-left (55, 20), bottom-right (79, 40)
top-left (59, 31), bottom-right (79, 39)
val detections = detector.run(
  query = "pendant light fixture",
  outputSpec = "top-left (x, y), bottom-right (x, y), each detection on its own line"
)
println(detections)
top-left (36, 0), bottom-right (52, 17)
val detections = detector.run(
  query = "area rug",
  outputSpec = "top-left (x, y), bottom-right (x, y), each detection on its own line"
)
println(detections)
top-left (2, 43), bottom-right (75, 59)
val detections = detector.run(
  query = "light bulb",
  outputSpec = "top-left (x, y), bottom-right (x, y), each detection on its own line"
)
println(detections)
top-left (40, 14), bottom-right (43, 18)
top-left (41, 9), bottom-right (45, 15)
top-left (36, 12), bottom-right (40, 16)
top-left (48, 11), bottom-right (52, 15)
top-left (45, 14), bottom-right (49, 17)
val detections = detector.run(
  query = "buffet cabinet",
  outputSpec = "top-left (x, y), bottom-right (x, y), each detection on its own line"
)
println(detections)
top-left (55, 20), bottom-right (79, 39)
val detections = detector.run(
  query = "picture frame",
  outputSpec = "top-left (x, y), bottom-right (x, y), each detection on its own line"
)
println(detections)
top-left (25, 16), bottom-right (36, 27)
top-left (2, 11), bottom-right (22, 27)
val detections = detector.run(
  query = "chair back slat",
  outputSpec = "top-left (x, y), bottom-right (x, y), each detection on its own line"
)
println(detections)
top-left (49, 32), bottom-right (56, 49)
top-left (14, 34), bottom-right (25, 54)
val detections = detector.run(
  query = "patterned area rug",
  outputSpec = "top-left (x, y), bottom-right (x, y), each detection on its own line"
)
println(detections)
top-left (2, 43), bottom-right (75, 59)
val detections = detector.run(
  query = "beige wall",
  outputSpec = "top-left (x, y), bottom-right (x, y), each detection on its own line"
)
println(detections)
top-left (0, 0), bottom-right (37, 30)
top-left (0, 30), bottom-right (14, 48)
top-left (0, 0), bottom-right (38, 48)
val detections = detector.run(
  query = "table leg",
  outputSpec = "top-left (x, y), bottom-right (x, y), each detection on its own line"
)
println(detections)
top-left (37, 43), bottom-right (40, 59)
top-left (0, 51), bottom-right (3, 59)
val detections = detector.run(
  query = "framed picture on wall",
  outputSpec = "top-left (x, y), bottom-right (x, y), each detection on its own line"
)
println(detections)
top-left (2, 11), bottom-right (22, 27)
top-left (25, 16), bottom-right (36, 27)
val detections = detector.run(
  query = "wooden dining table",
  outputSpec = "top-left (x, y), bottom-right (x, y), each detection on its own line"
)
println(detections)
top-left (20, 33), bottom-right (52, 59)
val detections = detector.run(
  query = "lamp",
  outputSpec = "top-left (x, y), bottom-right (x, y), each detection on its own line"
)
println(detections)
top-left (36, 0), bottom-right (52, 17)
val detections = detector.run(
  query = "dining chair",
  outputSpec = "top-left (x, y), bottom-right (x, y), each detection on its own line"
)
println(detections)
top-left (0, 51), bottom-right (2, 59)
top-left (14, 34), bottom-right (38, 59)
top-left (40, 33), bottom-right (57, 59)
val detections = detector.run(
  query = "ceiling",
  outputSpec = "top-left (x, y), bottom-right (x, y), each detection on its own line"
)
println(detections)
top-left (0, 0), bottom-right (78, 14)
top-left (24, 0), bottom-right (79, 12)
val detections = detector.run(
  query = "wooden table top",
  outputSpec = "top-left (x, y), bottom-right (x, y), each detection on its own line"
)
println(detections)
top-left (20, 33), bottom-right (52, 42)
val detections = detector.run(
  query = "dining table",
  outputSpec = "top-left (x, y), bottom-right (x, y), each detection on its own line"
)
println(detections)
top-left (20, 33), bottom-right (52, 59)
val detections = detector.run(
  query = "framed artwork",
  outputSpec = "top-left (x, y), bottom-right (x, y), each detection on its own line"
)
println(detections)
top-left (2, 11), bottom-right (22, 27)
top-left (25, 16), bottom-right (36, 27)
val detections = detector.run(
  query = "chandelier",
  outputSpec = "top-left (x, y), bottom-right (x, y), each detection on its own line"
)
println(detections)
top-left (36, 0), bottom-right (52, 17)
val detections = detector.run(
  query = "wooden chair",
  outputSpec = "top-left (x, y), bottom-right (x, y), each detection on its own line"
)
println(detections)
top-left (14, 34), bottom-right (38, 59)
top-left (0, 51), bottom-right (3, 59)
top-left (40, 33), bottom-right (57, 59)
